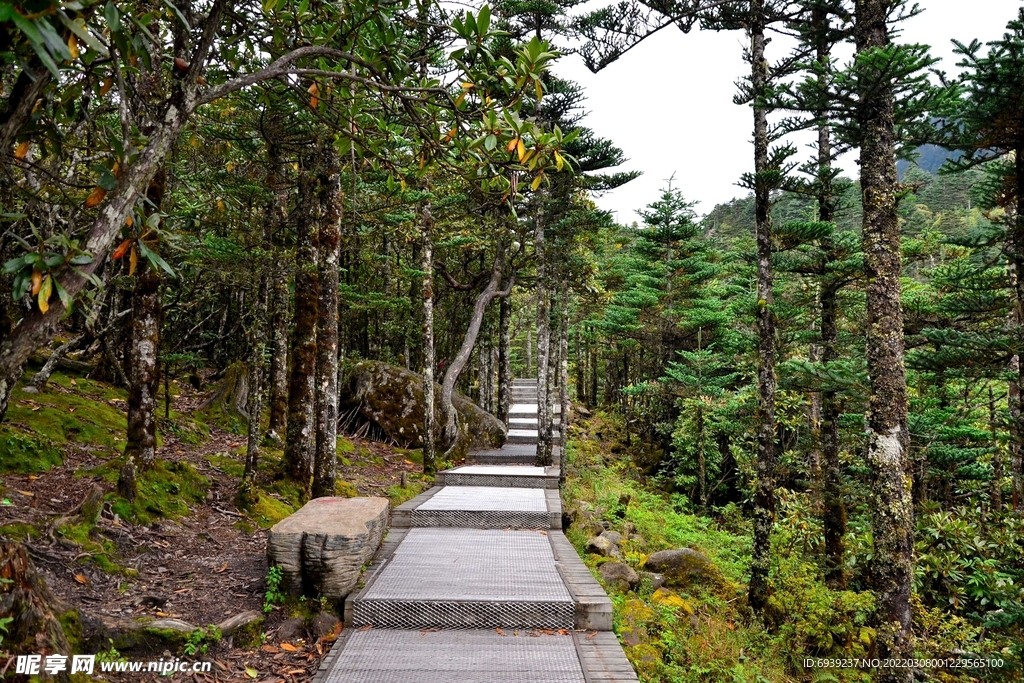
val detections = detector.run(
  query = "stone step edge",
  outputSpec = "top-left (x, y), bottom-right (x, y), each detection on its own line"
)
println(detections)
top-left (391, 486), bottom-right (562, 530)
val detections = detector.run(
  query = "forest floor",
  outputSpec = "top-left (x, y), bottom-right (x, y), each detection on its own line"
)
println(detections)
top-left (0, 368), bottom-right (431, 682)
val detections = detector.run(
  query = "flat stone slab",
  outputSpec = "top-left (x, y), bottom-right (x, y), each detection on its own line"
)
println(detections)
top-left (393, 486), bottom-right (561, 529)
top-left (319, 629), bottom-right (585, 683)
top-left (437, 465), bottom-right (560, 489)
top-left (351, 528), bottom-right (573, 629)
top-left (267, 497), bottom-right (389, 601)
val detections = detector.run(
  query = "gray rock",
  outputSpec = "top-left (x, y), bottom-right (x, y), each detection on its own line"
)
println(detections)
top-left (276, 617), bottom-right (305, 643)
top-left (598, 562), bottom-right (640, 590)
top-left (586, 535), bottom-right (623, 560)
top-left (639, 571), bottom-right (665, 591)
top-left (267, 497), bottom-right (389, 601)
top-left (643, 548), bottom-right (720, 588)
top-left (600, 530), bottom-right (624, 545)
top-left (309, 612), bottom-right (340, 639)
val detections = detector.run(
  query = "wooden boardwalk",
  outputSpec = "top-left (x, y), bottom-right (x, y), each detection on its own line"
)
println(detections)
top-left (316, 379), bottom-right (637, 683)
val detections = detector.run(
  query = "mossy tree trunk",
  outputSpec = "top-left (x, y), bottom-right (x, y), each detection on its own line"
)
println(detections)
top-left (421, 201), bottom-right (436, 475)
top-left (313, 148), bottom-right (342, 499)
top-left (0, 542), bottom-right (71, 678)
top-left (282, 148), bottom-right (321, 496)
top-left (747, 0), bottom-right (778, 618)
top-left (856, 0), bottom-right (914, 675)
top-left (1013, 145), bottom-right (1024, 510)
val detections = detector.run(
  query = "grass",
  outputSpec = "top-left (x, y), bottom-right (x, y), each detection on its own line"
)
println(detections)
top-left (82, 459), bottom-right (210, 525)
top-left (564, 411), bottom-right (875, 683)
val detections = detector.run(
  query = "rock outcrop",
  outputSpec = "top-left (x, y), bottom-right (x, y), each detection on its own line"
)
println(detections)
top-left (339, 360), bottom-right (505, 457)
top-left (267, 497), bottom-right (389, 602)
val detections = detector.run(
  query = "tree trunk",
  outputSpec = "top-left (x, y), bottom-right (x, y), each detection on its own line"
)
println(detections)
top-left (421, 201), bottom-right (437, 476)
top-left (312, 149), bottom-right (342, 499)
top-left (239, 142), bottom-right (286, 506)
top-left (558, 281), bottom-right (569, 451)
top-left (440, 249), bottom-right (512, 455)
top-left (747, 1), bottom-right (778, 618)
top-left (281, 151), bottom-right (321, 495)
top-left (526, 326), bottom-right (533, 377)
top-left (535, 195), bottom-right (553, 467)
top-left (267, 250), bottom-right (291, 441)
top-left (28, 333), bottom-right (88, 392)
top-left (1013, 144), bottom-right (1024, 510)
top-left (498, 295), bottom-right (512, 424)
top-left (118, 268), bottom-right (161, 502)
top-left (810, 8), bottom-right (847, 588)
top-left (856, 1), bottom-right (914, 674)
top-left (1012, 357), bottom-right (1023, 509)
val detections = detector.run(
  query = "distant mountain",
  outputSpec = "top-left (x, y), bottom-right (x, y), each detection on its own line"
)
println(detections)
top-left (897, 144), bottom-right (963, 178)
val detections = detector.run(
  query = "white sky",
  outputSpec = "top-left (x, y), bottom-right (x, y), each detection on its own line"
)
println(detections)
top-left (552, 1), bottom-right (1022, 224)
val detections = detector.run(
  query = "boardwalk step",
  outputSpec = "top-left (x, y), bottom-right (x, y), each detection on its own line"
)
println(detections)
top-left (392, 486), bottom-right (561, 530)
top-left (436, 465), bottom-right (560, 489)
top-left (320, 629), bottom-right (586, 683)
top-left (350, 529), bottom-right (573, 630)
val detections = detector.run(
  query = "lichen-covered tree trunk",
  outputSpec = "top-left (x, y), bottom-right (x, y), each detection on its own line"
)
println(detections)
top-left (267, 263), bottom-right (290, 440)
top-left (312, 150), bottom-right (342, 499)
top-left (535, 195), bottom-right (553, 467)
top-left (856, 0), bottom-right (914, 674)
top-left (282, 152), bottom-right (321, 494)
top-left (497, 295), bottom-right (512, 424)
top-left (421, 201), bottom-right (437, 475)
top-left (118, 267), bottom-right (162, 502)
top-left (747, 1), bottom-right (778, 617)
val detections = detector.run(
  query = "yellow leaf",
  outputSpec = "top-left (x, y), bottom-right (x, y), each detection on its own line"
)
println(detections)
top-left (99, 77), bottom-right (113, 96)
top-left (461, 81), bottom-right (474, 89)
top-left (280, 642), bottom-right (299, 652)
top-left (400, 179), bottom-right (406, 192)
top-left (31, 268), bottom-right (42, 296)
top-left (74, 574), bottom-right (88, 585)
top-left (308, 82), bottom-right (319, 109)
top-left (226, 162), bottom-right (235, 172)
top-left (67, 35), bottom-right (79, 60)
top-left (17, 490), bottom-right (34, 497)
top-left (506, 138), bottom-right (518, 153)
top-left (125, 215), bottom-right (133, 227)
top-left (516, 139), bottom-right (525, 162)
top-left (129, 246), bottom-right (138, 276)
top-left (37, 275), bottom-right (52, 313)
top-left (14, 141), bottom-right (29, 160)
top-left (84, 186), bottom-right (106, 208)
top-left (535, 79), bottom-right (543, 101)
top-left (455, 92), bottom-right (466, 108)
top-left (555, 151), bottom-right (563, 172)
top-left (531, 174), bottom-right (542, 191)
top-left (245, 667), bottom-right (258, 678)
top-left (217, 199), bottom-right (226, 212)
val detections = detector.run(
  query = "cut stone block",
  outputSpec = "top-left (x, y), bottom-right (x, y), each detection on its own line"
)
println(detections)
top-left (267, 497), bottom-right (389, 602)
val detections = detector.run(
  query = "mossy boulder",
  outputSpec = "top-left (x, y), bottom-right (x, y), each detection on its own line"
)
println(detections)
top-left (643, 548), bottom-right (722, 590)
top-left (339, 361), bottom-right (505, 458)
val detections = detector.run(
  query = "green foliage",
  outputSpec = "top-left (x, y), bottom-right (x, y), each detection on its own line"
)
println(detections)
top-left (183, 625), bottom-right (222, 656)
top-left (264, 566), bottom-right (285, 614)
top-left (92, 460), bottom-right (209, 525)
